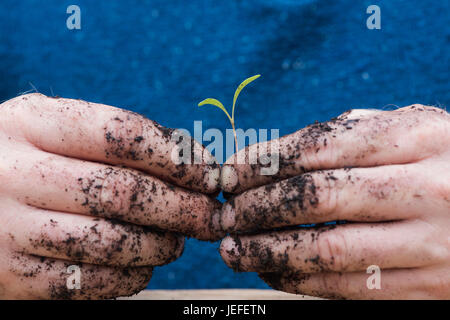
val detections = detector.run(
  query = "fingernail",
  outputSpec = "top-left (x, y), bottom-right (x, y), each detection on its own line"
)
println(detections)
top-left (210, 208), bottom-right (226, 240)
top-left (340, 108), bottom-right (381, 120)
top-left (204, 165), bottom-right (221, 193)
top-left (220, 236), bottom-right (246, 272)
top-left (219, 236), bottom-right (240, 270)
top-left (220, 201), bottom-right (236, 232)
top-left (220, 236), bottom-right (238, 256)
top-left (220, 165), bottom-right (238, 192)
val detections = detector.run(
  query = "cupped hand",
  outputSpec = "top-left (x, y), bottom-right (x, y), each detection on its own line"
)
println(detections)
top-left (220, 105), bottom-right (450, 299)
top-left (0, 93), bottom-right (222, 299)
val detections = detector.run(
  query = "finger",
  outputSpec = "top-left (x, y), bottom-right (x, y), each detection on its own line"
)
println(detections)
top-left (220, 222), bottom-right (441, 273)
top-left (7, 204), bottom-right (184, 267)
top-left (7, 151), bottom-right (223, 241)
top-left (4, 253), bottom-right (153, 299)
top-left (221, 164), bottom-right (428, 233)
top-left (221, 105), bottom-right (449, 193)
top-left (260, 265), bottom-right (449, 299)
top-left (6, 93), bottom-right (219, 193)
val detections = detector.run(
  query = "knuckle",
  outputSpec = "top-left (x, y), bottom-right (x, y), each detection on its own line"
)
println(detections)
top-left (302, 141), bottom-right (328, 168)
top-left (316, 229), bottom-right (349, 271)
top-left (104, 111), bottom-right (146, 161)
top-left (111, 267), bottom-right (153, 297)
top-left (0, 93), bottom-right (45, 120)
top-left (99, 169), bottom-right (140, 216)
top-left (101, 222), bottom-right (131, 245)
top-left (320, 274), bottom-right (349, 298)
top-left (393, 105), bottom-right (450, 153)
top-left (425, 174), bottom-right (450, 206)
top-left (12, 93), bottom-right (45, 105)
top-left (147, 230), bottom-right (185, 265)
top-left (285, 173), bottom-right (321, 217)
top-left (99, 221), bottom-right (152, 266)
top-left (423, 233), bottom-right (450, 264)
top-left (312, 173), bottom-right (339, 218)
top-left (15, 93), bottom-right (47, 112)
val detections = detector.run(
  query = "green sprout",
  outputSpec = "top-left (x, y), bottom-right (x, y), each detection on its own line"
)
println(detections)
top-left (198, 74), bottom-right (261, 153)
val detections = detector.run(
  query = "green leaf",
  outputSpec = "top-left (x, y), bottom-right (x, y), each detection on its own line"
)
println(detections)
top-left (198, 98), bottom-right (232, 122)
top-left (232, 74), bottom-right (260, 120)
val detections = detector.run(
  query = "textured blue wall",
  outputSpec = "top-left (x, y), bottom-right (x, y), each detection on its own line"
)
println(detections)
top-left (0, 0), bottom-right (448, 289)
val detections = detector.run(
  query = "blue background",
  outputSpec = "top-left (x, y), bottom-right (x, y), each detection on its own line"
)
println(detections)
top-left (0, 0), bottom-right (448, 289)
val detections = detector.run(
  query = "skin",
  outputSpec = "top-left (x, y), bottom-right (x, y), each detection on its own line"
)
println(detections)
top-left (0, 93), bottom-right (223, 299)
top-left (220, 105), bottom-right (450, 299)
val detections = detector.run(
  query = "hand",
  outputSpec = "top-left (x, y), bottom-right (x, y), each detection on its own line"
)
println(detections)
top-left (0, 93), bottom-right (222, 299)
top-left (219, 105), bottom-right (450, 299)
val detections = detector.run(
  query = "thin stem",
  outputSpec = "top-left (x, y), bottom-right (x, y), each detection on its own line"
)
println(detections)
top-left (232, 104), bottom-right (235, 125)
top-left (231, 120), bottom-right (238, 154)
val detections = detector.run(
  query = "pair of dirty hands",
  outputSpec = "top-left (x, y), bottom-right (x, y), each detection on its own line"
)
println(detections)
top-left (0, 94), bottom-right (448, 299)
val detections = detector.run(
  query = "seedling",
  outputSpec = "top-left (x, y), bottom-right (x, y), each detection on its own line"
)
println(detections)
top-left (198, 74), bottom-right (261, 153)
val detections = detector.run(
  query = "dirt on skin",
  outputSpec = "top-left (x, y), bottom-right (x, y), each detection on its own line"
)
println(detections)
top-left (221, 115), bottom-right (364, 295)
top-left (8, 253), bottom-right (153, 299)
top-left (102, 111), bottom-right (219, 193)
top-left (67, 165), bottom-right (222, 241)
top-left (223, 115), bottom-right (361, 193)
top-left (27, 217), bottom-right (184, 267)
top-left (221, 226), bottom-right (355, 298)
top-left (11, 94), bottom-right (219, 194)
top-left (225, 105), bottom-right (450, 194)
top-left (222, 107), bottom-right (450, 297)
top-left (221, 115), bottom-right (351, 275)
top-left (46, 264), bottom-right (153, 300)
top-left (227, 173), bottom-right (319, 233)
top-left (224, 224), bottom-right (353, 300)
top-left (1, 95), bottom-right (224, 298)
top-left (259, 271), bottom-right (347, 300)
